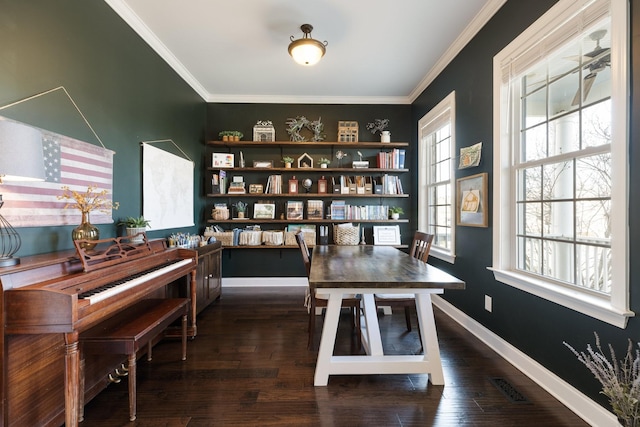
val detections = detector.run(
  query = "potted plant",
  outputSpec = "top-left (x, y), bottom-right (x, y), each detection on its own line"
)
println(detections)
top-left (233, 201), bottom-right (247, 219)
top-left (218, 131), bottom-right (243, 142)
top-left (389, 206), bottom-right (404, 220)
top-left (318, 157), bottom-right (331, 168)
top-left (366, 119), bottom-right (391, 142)
top-left (118, 216), bottom-right (151, 243)
top-left (282, 156), bottom-right (294, 168)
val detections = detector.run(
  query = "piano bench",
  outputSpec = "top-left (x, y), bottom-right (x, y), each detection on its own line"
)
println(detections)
top-left (81, 298), bottom-right (189, 422)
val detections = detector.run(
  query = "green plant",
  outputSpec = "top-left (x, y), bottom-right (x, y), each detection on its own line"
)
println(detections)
top-left (118, 216), bottom-right (151, 228)
top-left (318, 157), bottom-right (331, 165)
top-left (233, 201), bottom-right (247, 213)
top-left (233, 131), bottom-right (244, 139)
top-left (282, 156), bottom-right (294, 164)
top-left (389, 206), bottom-right (404, 215)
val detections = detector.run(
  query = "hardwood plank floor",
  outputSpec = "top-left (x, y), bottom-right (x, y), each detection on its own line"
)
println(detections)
top-left (82, 286), bottom-right (589, 426)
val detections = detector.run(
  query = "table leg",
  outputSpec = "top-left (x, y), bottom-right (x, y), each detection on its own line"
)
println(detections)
top-left (415, 293), bottom-right (445, 385)
top-left (360, 293), bottom-right (383, 356)
top-left (314, 293), bottom-right (343, 386)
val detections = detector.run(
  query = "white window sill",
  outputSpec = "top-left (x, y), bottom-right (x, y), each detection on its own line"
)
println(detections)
top-left (430, 248), bottom-right (455, 264)
top-left (489, 268), bottom-right (634, 328)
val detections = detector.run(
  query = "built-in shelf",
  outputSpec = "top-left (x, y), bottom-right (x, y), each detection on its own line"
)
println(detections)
top-left (207, 140), bottom-right (409, 148)
top-left (206, 219), bottom-right (409, 224)
top-left (207, 193), bottom-right (409, 198)
top-left (206, 167), bottom-right (408, 173)
top-left (219, 244), bottom-right (408, 249)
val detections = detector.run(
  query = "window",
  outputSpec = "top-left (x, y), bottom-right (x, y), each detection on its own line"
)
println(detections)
top-left (492, 0), bottom-right (631, 327)
top-left (418, 92), bottom-right (456, 263)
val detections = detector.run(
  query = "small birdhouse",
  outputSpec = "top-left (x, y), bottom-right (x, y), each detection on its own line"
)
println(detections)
top-left (253, 120), bottom-right (276, 142)
top-left (338, 121), bottom-right (358, 143)
top-left (297, 153), bottom-right (313, 168)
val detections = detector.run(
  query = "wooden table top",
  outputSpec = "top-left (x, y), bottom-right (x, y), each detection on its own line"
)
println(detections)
top-left (308, 245), bottom-right (465, 290)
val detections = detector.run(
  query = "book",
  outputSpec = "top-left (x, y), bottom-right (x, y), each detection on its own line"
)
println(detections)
top-left (286, 201), bottom-right (304, 220)
top-left (307, 200), bottom-right (324, 219)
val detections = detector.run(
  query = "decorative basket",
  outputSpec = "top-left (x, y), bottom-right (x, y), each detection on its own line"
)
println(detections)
top-left (210, 231), bottom-right (234, 246)
top-left (239, 230), bottom-right (262, 246)
top-left (285, 230), bottom-right (316, 247)
top-left (212, 207), bottom-right (230, 221)
top-left (262, 231), bottom-right (284, 246)
top-left (333, 224), bottom-right (360, 245)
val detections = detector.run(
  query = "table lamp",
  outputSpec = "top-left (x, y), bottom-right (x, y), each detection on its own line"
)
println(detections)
top-left (0, 119), bottom-right (45, 267)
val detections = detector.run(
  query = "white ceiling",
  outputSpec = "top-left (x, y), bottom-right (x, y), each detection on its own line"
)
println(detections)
top-left (105, 0), bottom-right (506, 104)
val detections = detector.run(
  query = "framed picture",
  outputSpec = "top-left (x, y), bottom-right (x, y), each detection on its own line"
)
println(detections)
top-left (373, 225), bottom-right (401, 245)
top-left (253, 203), bottom-right (275, 219)
top-left (286, 201), bottom-right (304, 220)
top-left (212, 153), bottom-right (234, 168)
top-left (249, 184), bottom-right (263, 194)
top-left (253, 160), bottom-right (273, 168)
top-left (456, 172), bottom-right (488, 227)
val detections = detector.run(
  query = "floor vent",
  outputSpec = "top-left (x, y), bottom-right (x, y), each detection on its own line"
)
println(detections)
top-left (489, 377), bottom-right (529, 403)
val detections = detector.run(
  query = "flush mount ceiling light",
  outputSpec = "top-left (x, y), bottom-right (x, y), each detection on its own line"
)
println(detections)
top-left (288, 24), bottom-right (327, 66)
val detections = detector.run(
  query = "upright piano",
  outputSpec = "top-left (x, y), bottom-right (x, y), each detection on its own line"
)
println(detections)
top-left (0, 236), bottom-right (197, 427)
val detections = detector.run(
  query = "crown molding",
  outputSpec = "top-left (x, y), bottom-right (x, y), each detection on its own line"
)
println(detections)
top-left (408, 0), bottom-right (508, 103)
top-left (104, 0), bottom-right (209, 101)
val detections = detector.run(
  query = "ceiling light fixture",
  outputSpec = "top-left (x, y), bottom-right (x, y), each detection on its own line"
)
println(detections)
top-left (288, 24), bottom-right (327, 66)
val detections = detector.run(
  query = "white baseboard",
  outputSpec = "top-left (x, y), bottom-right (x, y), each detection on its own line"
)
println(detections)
top-left (222, 277), bottom-right (308, 287)
top-left (432, 295), bottom-right (616, 427)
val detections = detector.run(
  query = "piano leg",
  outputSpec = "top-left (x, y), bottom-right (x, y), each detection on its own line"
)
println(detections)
top-left (190, 269), bottom-right (197, 337)
top-left (64, 331), bottom-right (80, 427)
top-left (128, 352), bottom-right (137, 421)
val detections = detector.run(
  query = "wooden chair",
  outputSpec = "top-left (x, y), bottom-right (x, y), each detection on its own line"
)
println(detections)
top-left (375, 231), bottom-right (434, 332)
top-left (295, 232), bottom-right (361, 350)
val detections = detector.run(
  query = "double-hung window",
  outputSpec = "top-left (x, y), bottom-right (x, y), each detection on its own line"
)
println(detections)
top-left (492, 0), bottom-right (631, 327)
top-left (418, 91), bottom-right (456, 263)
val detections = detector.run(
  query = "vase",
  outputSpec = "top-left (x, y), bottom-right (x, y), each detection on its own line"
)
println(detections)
top-left (72, 212), bottom-right (99, 250)
top-left (381, 131), bottom-right (391, 143)
top-left (285, 163), bottom-right (292, 168)
top-left (320, 164), bottom-right (328, 168)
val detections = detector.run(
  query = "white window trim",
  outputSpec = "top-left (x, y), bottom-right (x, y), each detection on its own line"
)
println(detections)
top-left (491, 0), bottom-right (633, 328)
top-left (418, 91), bottom-right (456, 264)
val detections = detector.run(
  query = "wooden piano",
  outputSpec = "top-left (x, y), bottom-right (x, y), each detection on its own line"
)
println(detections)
top-left (0, 235), bottom-right (197, 427)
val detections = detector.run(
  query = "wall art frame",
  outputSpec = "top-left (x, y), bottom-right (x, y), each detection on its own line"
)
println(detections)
top-left (456, 172), bottom-right (488, 227)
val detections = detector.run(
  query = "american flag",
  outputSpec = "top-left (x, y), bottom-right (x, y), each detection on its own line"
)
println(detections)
top-left (1, 127), bottom-right (115, 228)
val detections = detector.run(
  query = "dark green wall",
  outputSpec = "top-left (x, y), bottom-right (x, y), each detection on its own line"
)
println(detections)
top-left (206, 103), bottom-right (412, 277)
top-left (0, 0), bottom-right (206, 257)
top-left (411, 0), bottom-right (640, 408)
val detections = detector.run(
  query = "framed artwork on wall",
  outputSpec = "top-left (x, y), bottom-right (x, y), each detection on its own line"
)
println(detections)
top-left (456, 172), bottom-right (488, 227)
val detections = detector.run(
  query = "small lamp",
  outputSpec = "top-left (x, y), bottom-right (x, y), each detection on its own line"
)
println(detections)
top-left (288, 24), bottom-right (328, 66)
top-left (0, 119), bottom-right (45, 267)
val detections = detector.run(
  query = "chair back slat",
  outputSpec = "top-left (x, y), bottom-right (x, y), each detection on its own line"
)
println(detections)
top-left (409, 231), bottom-right (434, 262)
top-left (295, 232), bottom-right (311, 277)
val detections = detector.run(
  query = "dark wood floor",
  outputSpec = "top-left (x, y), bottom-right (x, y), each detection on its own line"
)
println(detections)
top-left (82, 286), bottom-right (589, 426)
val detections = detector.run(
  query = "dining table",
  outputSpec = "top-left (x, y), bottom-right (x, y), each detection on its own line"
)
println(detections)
top-left (308, 245), bottom-right (465, 386)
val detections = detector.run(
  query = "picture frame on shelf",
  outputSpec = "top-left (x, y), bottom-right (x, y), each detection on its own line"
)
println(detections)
top-left (249, 184), bottom-right (264, 194)
top-left (253, 203), bottom-right (276, 219)
top-left (286, 201), bottom-right (304, 220)
top-left (456, 172), bottom-right (488, 227)
top-left (373, 225), bottom-right (401, 245)
top-left (212, 153), bottom-right (234, 168)
top-left (253, 160), bottom-right (273, 168)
